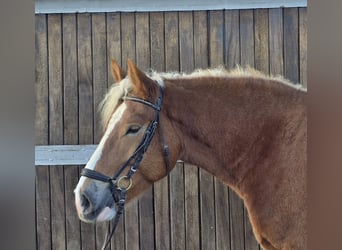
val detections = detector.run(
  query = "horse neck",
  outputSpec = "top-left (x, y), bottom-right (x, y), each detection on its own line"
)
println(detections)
top-left (162, 76), bottom-right (306, 190)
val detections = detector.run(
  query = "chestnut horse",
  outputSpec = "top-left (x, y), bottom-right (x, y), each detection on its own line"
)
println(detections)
top-left (74, 59), bottom-right (307, 250)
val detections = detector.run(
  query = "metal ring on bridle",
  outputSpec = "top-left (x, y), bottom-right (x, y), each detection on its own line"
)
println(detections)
top-left (116, 176), bottom-right (133, 190)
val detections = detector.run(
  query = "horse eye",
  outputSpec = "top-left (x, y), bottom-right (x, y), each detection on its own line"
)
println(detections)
top-left (126, 125), bottom-right (141, 135)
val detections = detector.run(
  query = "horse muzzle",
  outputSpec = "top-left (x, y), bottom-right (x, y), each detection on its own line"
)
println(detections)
top-left (75, 178), bottom-right (116, 223)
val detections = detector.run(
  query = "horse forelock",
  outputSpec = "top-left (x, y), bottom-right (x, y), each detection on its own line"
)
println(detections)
top-left (100, 78), bottom-right (132, 130)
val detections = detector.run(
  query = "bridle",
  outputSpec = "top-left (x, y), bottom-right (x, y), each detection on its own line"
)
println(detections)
top-left (80, 82), bottom-right (170, 250)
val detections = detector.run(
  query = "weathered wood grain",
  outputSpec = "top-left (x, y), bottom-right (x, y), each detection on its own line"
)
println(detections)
top-left (225, 10), bottom-right (240, 69)
top-left (209, 10), bottom-right (224, 67)
top-left (48, 14), bottom-right (67, 250)
top-left (62, 13), bottom-right (81, 250)
top-left (194, 11), bottom-right (209, 69)
top-left (299, 8), bottom-right (307, 87)
top-left (170, 161), bottom-right (185, 250)
top-left (284, 8), bottom-right (299, 84)
top-left (240, 9), bottom-right (254, 68)
top-left (165, 12), bottom-right (179, 72)
top-left (35, 14), bottom-right (51, 250)
top-left (269, 8), bottom-right (284, 76)
top-left (254, 9), bottom-right (269, 74)
top-left (106, 12), bottom-right (122, 86)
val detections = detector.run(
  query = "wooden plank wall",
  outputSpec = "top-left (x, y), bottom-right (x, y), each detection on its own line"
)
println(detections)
top-left (35, 8), bottom-right (307, 250)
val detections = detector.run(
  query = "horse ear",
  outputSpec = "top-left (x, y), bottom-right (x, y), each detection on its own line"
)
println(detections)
top-left (127, 59), bottom-right (156, 98)
top-left (111, 59), bottom-right (126, 83)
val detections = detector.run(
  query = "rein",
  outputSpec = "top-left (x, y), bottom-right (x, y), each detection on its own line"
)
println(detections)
top-left (80, 83), bottom-right (170, 250)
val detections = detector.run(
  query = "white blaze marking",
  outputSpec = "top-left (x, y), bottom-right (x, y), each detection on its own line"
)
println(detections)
top-left (74, 103), bottom-right (127, 193)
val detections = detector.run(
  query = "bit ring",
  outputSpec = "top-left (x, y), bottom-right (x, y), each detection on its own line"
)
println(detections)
top-left (116, 176), bottom-right (133, 190)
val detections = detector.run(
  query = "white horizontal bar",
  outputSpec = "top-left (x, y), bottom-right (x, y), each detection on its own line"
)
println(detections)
top-left (35, 144), bottom-right (184, 166)
top-left (35, 145), bottom-right (97, 165)
top-left (35, 0), bottom-right (307, 14)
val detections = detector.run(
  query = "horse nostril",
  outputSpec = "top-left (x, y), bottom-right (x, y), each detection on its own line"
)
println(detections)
top-left (81, 194), bottom-right (91, 212)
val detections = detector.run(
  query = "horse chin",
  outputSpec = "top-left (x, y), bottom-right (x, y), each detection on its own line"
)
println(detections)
top-left (96, 206), bottom-right (116, 222)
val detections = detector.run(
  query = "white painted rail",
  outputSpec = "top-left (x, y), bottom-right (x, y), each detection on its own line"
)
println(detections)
top-left (35, 145), bottom-right (184, 166)
top-left (35, 145), bottom-right (97, 165)
top-left (35, 0), bottom-right (307, 14)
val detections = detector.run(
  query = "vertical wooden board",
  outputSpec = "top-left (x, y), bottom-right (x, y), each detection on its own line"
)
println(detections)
top-left (48, 14), bottom-right (66, 250)
top-left (244, 210), bottom-right (259, 250)
top-left (77, 13), bottom-right (96, 250)
top-left (107, 13), bottom-right (122, 87)
top-left (169, 161), bottom-right (185, 250)
top-left (36, 166), bottom-right (51, 250)
top-left (240, 9), bottom-right (260, 250)
top-left (225, 9), bottom-right (245, 250)
top-left (254, 9), bottom-right (269, 74)
top-left (48, 14), bottom-right (64, 145)
top-left (35, 15), bottom-right (49, 144)
top-left (228, 190), bottom-right (244, 250)
top-left (63, 13), bottom-right (78, 148)
top-left (184, 163), bottom-right (200, 250)
top-left (121, 13), bottom-right (136, 70)
top-left (35, 14), bottom-right (51, 250)
top-left (164, 12), bottom-right (179, 72)
top-left (198, 169), bottom-right (215, 250)
top-left (151, 11), bottom-right (171, 250)
top-left (91, 13), bottom-right (109, 250)
top-left (64, 164), bottom-right (81, 250)
top-left (240, 9), bottom-right (255, 67)
top-left (194, 11), bottom-right (209, 69)
top-left (209, 10), bottom-right (224, 67)
top-left (194, 10), bottom-right (215, 250)
top-left (209, 10), bottom-right (231, 250)
top-left (284, 8), bottom-right (299, 83)
top-left (62, 13), bottom-right (81, 250)
top-left (135, 12), bottom-right (155, 250)
top-left (78, 13), bottom-right (94, 145)
top-left (92, 13), bottom-right (108, 142)
top-left (121, 12), bottom-right (140, 250)
top-left (269, 8), bottom-right (284, 76)
top-left (179, 12), bottom-right (194, 72)
top-left (150, 12), bottom-right (165, 71)
top-left (299, 8), bottom-right (307, 87)
top-left (225, 10), bottom-right (240, 69)
top-left (136, 12), bottom-right (150, 71)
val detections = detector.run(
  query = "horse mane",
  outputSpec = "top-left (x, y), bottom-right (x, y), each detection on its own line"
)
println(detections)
top-left (100, 66), bottom-right (306, 129)
top-left (151, 66), bottom-right (307, 92)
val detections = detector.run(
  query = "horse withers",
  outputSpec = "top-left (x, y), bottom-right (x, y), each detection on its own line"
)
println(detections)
top-left (74, 59), bottom-right (307, 250)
